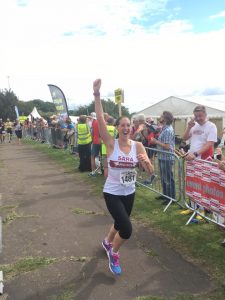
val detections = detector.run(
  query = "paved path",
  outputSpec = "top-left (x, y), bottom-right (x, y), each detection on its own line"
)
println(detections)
top-left (0, 143), bottom-right (213, 300)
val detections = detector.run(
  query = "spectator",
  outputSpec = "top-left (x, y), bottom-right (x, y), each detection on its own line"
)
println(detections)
top-left (130, 118), bottom-right (139, 140)
top-left (145, 117), bottom-right (161, 161)
top-left (77, 115), bottom-right (92, 172)
top-left (89, 112), bottom-right (101, 176)
top-left (182, 105), bottom-right (217, 218)
top-left (151, 111), bottom-right (175, 203)
top-left (65, 117), bottom-right (75, 152)
top-left (50, 115), bottom-right (58, 128)
top-left (23, 118), bottom-right (30, 128)
top-left (0, 118), bottom-right (5, 143)
top-left (183, 105), bottom-right (217, 161)
top-left (131, 114), bottom-right (146, 143)
top-left (14, 119), bottom-right (23, 144)
top-left (101, 116), bottom-right (117, 178)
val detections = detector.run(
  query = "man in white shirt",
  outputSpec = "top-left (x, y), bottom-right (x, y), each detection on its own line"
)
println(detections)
top-left (182, 105), bottom-right (217, 218)
top-left (183, 105), bottom-right (217, 161)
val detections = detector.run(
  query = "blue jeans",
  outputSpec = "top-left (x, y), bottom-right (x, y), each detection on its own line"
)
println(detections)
top-left (159, 159), bottom-right (175, 199)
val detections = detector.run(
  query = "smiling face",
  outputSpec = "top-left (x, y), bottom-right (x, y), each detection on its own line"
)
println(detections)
top-left (117, 117), bottom-right (131, 137)
top-left (194, 111), bottom-right (207, 125)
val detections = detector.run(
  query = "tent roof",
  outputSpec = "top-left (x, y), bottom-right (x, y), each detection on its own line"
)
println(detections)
top-left (29, 107), bottom-right (42, 119)
top-left (133, 96), bottom-right (225, 118)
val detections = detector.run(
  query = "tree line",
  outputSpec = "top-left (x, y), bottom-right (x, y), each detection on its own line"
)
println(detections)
top-left (0, 89), bottom-right (56, 120)
top-left (69, 99), bottom-right (131, 119)
top-left (0, 89), bottom-right (132, 121)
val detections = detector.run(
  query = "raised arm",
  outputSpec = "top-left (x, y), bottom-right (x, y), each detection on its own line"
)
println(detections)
top-left (183, 118), bottom-right (195, 141)
top-left (93, 79), bottom-right (114, 148)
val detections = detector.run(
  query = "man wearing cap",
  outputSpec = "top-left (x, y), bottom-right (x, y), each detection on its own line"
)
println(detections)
top-left (89, 112), bottom-right (101, 176)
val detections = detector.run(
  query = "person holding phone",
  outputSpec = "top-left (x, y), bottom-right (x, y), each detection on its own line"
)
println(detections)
top-left (182, 105), bottom-right (218, 218)
top-left (183, 105), bottom-right (217, 161)
top-left (93, 79), bottom-right (153, 275)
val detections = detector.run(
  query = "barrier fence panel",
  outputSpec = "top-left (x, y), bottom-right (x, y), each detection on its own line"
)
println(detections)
top-left (23, 126), bottom-right (74, 150)
top-left (136, 147), bottom-right (185, 212)
top-left (184, 159), bottom-right (225, 228)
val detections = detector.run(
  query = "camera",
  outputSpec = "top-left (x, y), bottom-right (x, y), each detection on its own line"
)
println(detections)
top-left (145, 122), bottom-right (160, 134)
top-left (213, 153), bottom-right (222, 160)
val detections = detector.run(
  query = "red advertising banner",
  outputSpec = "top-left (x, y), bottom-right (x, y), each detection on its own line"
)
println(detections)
top-left (186, 160), bottom-right (225, 224)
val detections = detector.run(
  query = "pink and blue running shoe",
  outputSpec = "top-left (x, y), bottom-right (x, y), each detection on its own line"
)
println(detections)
top-left (108, 249), bottom-right (122, 275)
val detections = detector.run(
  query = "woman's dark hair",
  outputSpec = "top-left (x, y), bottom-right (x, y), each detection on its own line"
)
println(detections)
top-left (115, 116), bottom-right (130, 127)
top-left (162, 111), bottom-right (173, 125)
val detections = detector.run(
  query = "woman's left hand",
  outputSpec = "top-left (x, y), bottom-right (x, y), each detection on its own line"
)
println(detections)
top-left (137, 153), bottom-right (154, 174)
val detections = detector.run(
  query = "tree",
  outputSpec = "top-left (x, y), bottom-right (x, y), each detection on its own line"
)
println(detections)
top-left (0, 89), bottom-right (19, 120)
top-left (18, 99), bottom-right (56, 115)
top-left (69, 99), bottom-right (131, 118)
top-left (0, 89), bottom-right (56, 120)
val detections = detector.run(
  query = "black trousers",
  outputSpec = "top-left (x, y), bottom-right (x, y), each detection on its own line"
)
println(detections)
top-left (78, 143), bottom-right (91, 172)
top-left (103, 192), bottom-right (135, 239)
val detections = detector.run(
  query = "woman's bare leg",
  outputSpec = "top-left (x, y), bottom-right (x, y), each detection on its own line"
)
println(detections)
top-left (106, 225), bottom-right (125, 253)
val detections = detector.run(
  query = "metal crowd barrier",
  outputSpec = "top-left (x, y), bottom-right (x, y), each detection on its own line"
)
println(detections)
top-left (136, 147), bottom-right (185, 212)
top-left (23, 126), bottom-right (76, 151)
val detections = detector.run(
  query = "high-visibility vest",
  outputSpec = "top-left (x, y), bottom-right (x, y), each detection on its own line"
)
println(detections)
top-left (77, 124), bottom-right (92, 145)
top-left (19, 116), bottom-right (27, 124)
top-left (101, 125), bottom-right (117, 155)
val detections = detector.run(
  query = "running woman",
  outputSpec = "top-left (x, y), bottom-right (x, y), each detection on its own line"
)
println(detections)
top-left (93, 79), bottom-right (154, 275)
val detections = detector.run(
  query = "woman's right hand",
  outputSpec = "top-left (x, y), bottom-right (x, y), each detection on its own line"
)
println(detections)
top-left (93, 79), bottom-right (101, 93)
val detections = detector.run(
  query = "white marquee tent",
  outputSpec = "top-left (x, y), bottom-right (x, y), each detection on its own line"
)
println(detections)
top-left (29, 107), bottom-right (43, 120)
top-left (133, 96), bottom-right (225, 138)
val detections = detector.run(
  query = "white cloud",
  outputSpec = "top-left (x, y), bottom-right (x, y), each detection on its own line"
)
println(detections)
top-left (0, 0), bottom-right (225, 113)
top-left (209, 10), bottom-right (225, 20)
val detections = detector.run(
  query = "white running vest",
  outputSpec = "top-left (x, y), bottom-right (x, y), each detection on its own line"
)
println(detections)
top-left (103, 139), bottom-right (139, 196)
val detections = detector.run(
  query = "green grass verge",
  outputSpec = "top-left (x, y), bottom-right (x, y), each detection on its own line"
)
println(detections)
top-left (72, 207), bottom-right (105, 216)
top-left (22, 140), bottom-right (225, 299)
top-left (0, 256), bottom-right (57, 279)
top-left (0, 204), bottom-right (40, 225)
top-left (0, 255), bottom-right (88, 280)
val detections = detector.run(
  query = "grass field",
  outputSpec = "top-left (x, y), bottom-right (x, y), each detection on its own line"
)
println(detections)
top-left (22, 139), bottom-right (225, 300)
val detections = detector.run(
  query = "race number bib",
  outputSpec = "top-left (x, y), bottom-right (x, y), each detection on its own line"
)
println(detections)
top-left (120, 170), bottom-right (137, 186)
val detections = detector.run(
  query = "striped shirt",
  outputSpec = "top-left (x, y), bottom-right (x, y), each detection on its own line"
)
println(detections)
top-left (157, 125), bottom-right (175, 160)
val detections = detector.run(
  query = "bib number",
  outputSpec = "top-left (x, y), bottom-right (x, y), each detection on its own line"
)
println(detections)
top-left (120, 170), bottom-right (137, 186)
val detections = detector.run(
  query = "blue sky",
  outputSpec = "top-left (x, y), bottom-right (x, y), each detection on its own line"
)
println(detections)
top-left (168, 0), bottom-right (225, 32)
top-left (1, 0), bottom-right (225, 112)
